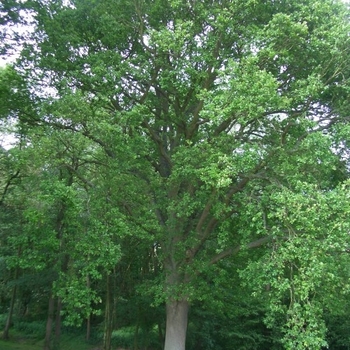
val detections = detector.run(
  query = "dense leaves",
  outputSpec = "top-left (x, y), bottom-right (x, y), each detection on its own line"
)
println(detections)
top-left (1, 0), bottom-right (350, 349)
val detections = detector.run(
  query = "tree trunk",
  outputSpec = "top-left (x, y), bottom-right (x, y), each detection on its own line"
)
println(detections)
top-left (2, 282), bottom-right (17, 340)
top-left (86, 313), bottom-right (91, 342)
top-left (43, 293), bottom-right (55, 350)
top-left (3, 263), bottom-right (20, 340)
top-left (54, 297), bottom-right (62, 349)
top-left (103, 274), bottom-right (112, 350)
top-left (86, 275), bottom-right (91, 341)
top-left (164, 299), bottom-right (189, 350)
top-left (158, 321), bottom-right (164, 346)
top-left (133, 319), bottom-right (139, 350)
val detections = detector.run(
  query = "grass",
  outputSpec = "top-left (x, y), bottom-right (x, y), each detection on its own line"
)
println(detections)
top-left (0, 338), bottom-right (43, 350)
top-left (0, 343), bottom-right (38, 350)
top-left (0, 319), bottom-right (150, 350)
top-left (0, 332), bottom-right (103, 350)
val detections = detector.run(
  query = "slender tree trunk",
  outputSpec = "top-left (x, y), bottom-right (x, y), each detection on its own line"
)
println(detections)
top-left (53, 297), bottom-right (62, 349)
top-left (133, 319), bottom-right (140, 350)
top-left (103, 274), bottom-right (112, 350)
top-left (164, 299), bottom-right (189, 350)
top-left (86, 275), bottom-right (91, 341)
top-left (2, 281), bottom-right (17, 339)
top-left (44, 293), bottom-right (55, 350)
top-left (3, 260), bottom-right (20, 340)
top-left (86, 314), bottom-right (91, 342)
top-left (158, 321), bottom-right (164, 346)
top-left (112, 268), bottom-right (117, 330)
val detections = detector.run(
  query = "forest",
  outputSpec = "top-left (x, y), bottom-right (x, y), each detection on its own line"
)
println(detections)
top-left (1, 0), bottom-right (350, 349)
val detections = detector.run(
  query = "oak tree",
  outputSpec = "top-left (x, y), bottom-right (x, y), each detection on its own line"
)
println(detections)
top-left (2, 0), bottom-right (350, 348)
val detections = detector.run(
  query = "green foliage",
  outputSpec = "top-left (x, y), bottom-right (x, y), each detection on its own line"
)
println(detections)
top-left (14, 321), bottom-right (46, 339)
top-left (102, 326), bottom-right (161, 350)
top-left (241, 181), bottom-right (350, 348)
top-left (326, 308), bottom-right (350, 349)
top-left (1, 0), bottom-right (350, 348)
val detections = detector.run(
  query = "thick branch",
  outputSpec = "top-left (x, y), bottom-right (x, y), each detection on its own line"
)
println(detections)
top-left (0, 170), bottom-right (20, 206)
top-left (81, 126), bottom-right (116, 158)
top-left (61, 164), bottom-right (94, 189)
top-left (195, 190), bottom-right (216, 234)
top-left (209, 236), bottom-right (273, 265)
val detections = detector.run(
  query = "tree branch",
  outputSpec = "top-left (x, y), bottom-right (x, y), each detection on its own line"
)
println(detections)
top-left (0, 170), bottom-right (20, 206)
top-left (209, 236), bottom-right (273, 265)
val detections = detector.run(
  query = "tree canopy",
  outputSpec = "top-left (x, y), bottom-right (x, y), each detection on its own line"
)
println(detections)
top-left (1, 0), bottom-right (350, 349)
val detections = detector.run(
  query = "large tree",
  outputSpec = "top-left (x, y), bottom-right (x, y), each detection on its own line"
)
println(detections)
top-left (3, 0), bottom-right (350, 348)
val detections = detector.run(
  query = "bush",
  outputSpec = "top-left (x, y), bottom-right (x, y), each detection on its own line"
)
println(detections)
top-left (14, 320), bottom-right (46, 339)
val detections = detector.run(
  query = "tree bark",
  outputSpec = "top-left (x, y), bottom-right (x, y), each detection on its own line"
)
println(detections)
top-left (86, 275), bottom-right (91, 341)
top-left (103, 274), bottom-right (112, 350)
top-left (43, 293), bottom-right (55, 350)
top-left (2, 282), bottom-right (17, 340)
top-left (3, 262), bottom-right (19, 340)
top-left (133, 319), bottom-right (140, 350)
top-left (158, 321), bottom-right (164, 346)
top-left (54, 297), bottom-right (62, 349)
top-left (86, 314), bottom-right (91, 342)
top-left (164, 299), bottom-right (189, 350)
